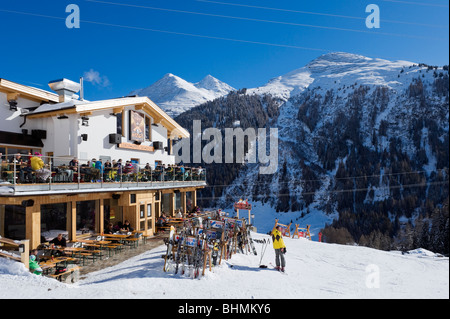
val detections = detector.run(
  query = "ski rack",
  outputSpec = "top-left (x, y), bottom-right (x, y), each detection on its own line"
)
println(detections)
top-left (292, 224), bottom-right (312, 240)
top-left (274, 219), bottom-right (292, 237)
top-left (162, 211), bottom-right (255, 278)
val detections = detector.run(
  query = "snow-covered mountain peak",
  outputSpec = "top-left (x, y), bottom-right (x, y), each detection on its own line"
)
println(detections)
top-left (248, 52), bottom-right (418, 100)
top-left (308, 52), bottom-right (370, 65)
top-left (305, 52), bottom-right (372, 74)
top-left (161, 72), bottom-right (184, 82)
top-left (195, 74), bottom-right (234, 95)
top-left (306, 52), bottom-right (413, 75)
top-left (130, 73), bottom-right (234, 117)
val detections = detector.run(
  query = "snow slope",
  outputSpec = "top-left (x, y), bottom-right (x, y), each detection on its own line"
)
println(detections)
top-left (130, 73), bottom-right (234, 117)
top-left (217, 51), bottom-right (448, 242)
top-left (1, 232), bottom-right (448, 299)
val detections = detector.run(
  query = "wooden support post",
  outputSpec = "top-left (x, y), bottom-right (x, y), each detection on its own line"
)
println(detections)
top-left (219, 242), bottom-right (227, 265)
top-left (99, 199), bottom-right (104, 235)
top-left (70, 201), bottom-right (77, 242)
top-left (20, 239), bottom-right (29, 269)
top-left (170, 192), bottom-right (175, 217)
top-left (26, 206), bottom-right (40, 249)
top-left (181, 191), bottom-right (187, 217)
top-left (202, 249), bottom-right (212, 276)
top-left (0, 205), bottom-right (5, 237)
top-left (192, 190), bottom-right (197, 207)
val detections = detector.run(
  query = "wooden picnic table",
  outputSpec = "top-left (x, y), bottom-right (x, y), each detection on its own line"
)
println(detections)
top-left (77, 240), bottom-right (111, 245)
top-left (62, 247), bottom-right (96, 265)
top-left (39, 256), bottom-right (73, 268)
top-left (100, 234), bottom-right (132, 244)
top-left (100, 233), bottom-right (144, 249)
top-left (40, 247), bottom-right (68, 260)
top-left (39, 262), bottom-right (57, 275)
top-left (75, 239), bottom-right (111, 250)
top-left (167, 218), bottom-right (184, 225)
top-left (100, 233), bottom-right (130, 238)
top-left (64, 247), bottom-right (89, 254)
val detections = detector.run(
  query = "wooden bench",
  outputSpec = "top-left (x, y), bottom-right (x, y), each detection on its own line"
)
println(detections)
top-left (142, 234), bottom-right (153, 244)
top-left (124, 238), bottom-right (139, 249)
top-left (105, 243), bottom-right (124, 256)
top-left (49, 266), bottom-right (81, 283)
top-left (156, 226), bottom-right (171, 234)
top-left (79, 250), bottom-right (103, 263)
top-left (72, 252), bottom-right (94, 265)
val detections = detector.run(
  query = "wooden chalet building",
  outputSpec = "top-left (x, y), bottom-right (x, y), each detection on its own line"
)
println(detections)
top-left (0, 78), bottom-right (206, 249)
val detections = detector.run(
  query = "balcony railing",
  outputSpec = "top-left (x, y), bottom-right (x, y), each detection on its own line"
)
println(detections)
top-left (0, 154), bottom-right (206, 194)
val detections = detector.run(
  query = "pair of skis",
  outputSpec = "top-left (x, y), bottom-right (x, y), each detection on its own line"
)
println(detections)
top-left (269, 263), bottom-right (287, 275)
top-left (164, 224), bottom-right (205, 279)
top-left (163, 226), bottom-right (176, 273)
top-left (247, 229), bottom-right (258, 256)
top-left (190, 231), bottom-right (204, 278)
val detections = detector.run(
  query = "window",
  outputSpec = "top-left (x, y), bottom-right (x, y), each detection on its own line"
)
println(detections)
top-left (175, 192), bottom-right (181, 211)
top-left (76, 200), bottom-right (96, 235)
top-left (140, 205), bottom-right (145, 219)
top-left (161, 193), bottom-right (171, 215)
top-left (116, 112), bottom-right (123, 135)
top-left (147, 204), bottom-right (152, 217)
top-left (104, 198), bottom-right (123, 227)
top-left (0, 146), bottom-right (41, 161)
top-left (41, 203), bottom-right (67, 241)
top-left (186, 192), bottom-right (193, 212)
top-left (145, 116), bottom-right (151, 141)
top-left (1, 205), bottom-right (25, 240)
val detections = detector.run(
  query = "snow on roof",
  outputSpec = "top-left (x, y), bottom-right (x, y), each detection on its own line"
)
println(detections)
top-left (30, 99), bottom-right (89, 114)
top-left (0, 183), bottom-right (14, 194)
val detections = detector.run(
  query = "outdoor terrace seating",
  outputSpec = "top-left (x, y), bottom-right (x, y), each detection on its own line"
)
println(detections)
top-left (1, 154), bottom-right (206, 194)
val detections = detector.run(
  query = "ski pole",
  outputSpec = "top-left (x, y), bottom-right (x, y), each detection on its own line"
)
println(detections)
top-left (258, 239), bottom-right (266, 265)
top-left (259, 238), bottom-right (270, 264)
top-left (259, 238), bottom-right (270, 267)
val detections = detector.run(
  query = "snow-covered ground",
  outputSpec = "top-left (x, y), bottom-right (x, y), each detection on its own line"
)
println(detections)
top-left (1, 232), bottom-right (448, 299)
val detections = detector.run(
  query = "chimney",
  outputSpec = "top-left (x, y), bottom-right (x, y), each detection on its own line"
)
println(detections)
top-left (48, 78), bottom-right (81, 103)
top-left (80, 77), bottom-right (84, 101)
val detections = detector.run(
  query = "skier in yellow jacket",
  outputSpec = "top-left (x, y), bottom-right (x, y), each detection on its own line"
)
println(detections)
top-left (271, 225), bottom-right (286, 272)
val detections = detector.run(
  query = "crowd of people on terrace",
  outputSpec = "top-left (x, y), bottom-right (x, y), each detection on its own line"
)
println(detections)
top-left (0, 153), bottom-right (205, 184)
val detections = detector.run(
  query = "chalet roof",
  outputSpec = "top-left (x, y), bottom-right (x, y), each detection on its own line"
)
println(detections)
top-left (27, 96), bottom-right (190, 139)
top-left (0, 78), bottom-right (59, 103)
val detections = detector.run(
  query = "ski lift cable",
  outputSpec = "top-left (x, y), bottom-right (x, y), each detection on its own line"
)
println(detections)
top-left (196, 180), bottom-right (449, 200)
top-left (195, 0), bottom-right (448, 29)
top-left (200, 167), bottom-right (449, 189)
top-left (85, 0), bottom-right (446, 41)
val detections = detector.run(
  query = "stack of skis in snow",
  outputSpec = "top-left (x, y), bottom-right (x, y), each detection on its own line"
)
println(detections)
top-left (163, 210), bottom-right (258, 278)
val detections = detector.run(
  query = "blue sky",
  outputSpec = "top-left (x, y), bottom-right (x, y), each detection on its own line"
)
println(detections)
top-left (0, 0), bottom-right (448, 101)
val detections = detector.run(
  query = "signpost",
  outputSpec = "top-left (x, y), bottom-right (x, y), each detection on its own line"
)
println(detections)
top-left (234, 199), bottom-right (253, 226)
